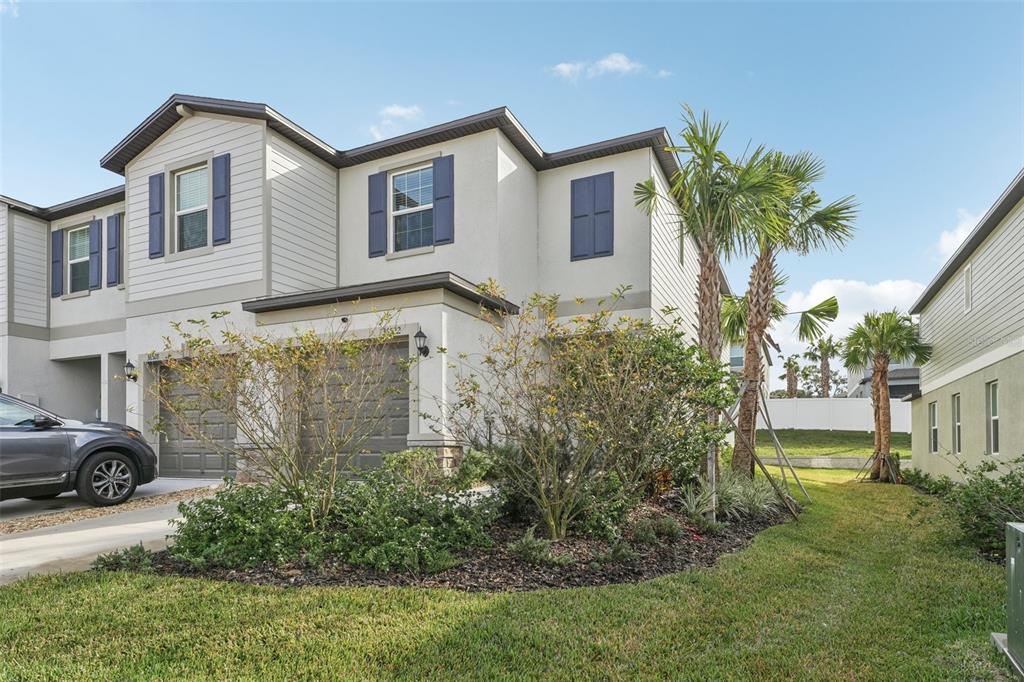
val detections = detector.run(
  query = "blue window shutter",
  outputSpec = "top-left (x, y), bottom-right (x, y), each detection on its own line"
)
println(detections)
top-left (88, 219), bottom-right (102, 290)
top-left (593, 172), bottom-right (614, 256)
top-left (50, 230), bottom-right (63, 297)
top-left (148, 173), bottom-right (165, 258)
top-left (570, 172), bottom-right (614, 260)
top-left (368, 171), bottom-right (387, 257)
top-left (106, 214), bottom-right (121, 287)
top-left (433, 155), bottom-right (454, 245)
top-left (212, 153), bottom-right (231, 245)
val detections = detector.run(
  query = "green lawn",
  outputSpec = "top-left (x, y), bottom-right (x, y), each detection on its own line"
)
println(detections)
top-left (0, 470), bottom-right (1008, 681)
top-left (756, 429), bottom-right (912, 459)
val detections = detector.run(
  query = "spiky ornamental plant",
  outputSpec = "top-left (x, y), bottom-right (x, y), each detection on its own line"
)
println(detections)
top-left (804, 335), bottom-right (843, 398)
top-left (843, 310), bottom-right (932, 483)
top-left (634, 105), bottom-right (787, 482)
top-left (730, 152), bottom-right (856, 478)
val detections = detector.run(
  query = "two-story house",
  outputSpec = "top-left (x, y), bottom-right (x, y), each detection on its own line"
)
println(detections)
top-left (1, 94), bottom-right (711, 478)
top-left (909, 167), bottom-right (1024, 478)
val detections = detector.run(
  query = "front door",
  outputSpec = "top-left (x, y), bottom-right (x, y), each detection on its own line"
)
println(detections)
top-left (0, 397), bottom-right (71, 488)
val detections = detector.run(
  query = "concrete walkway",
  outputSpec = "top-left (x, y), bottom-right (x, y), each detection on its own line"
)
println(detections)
top-left (0, 501), bottom-right (186, 585)
top-left (0, 477), bottom-right (220, 521)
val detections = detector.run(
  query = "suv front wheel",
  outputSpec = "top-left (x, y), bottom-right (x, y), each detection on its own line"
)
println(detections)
top-left (76, 452), bottom-right (138, 506)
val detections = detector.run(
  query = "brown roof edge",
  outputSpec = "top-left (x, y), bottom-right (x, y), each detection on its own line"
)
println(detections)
top-left (241, 271), bottom-right (520, 315)
top-left (911, 167), bottom-right (1024, 314)
top-left (2, 185), bottom-right (125, 220)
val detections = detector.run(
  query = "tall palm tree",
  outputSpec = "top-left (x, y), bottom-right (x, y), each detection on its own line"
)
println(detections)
top-left (843, 311), bottom-right (932, 483)
top-left (635, 106), bottom-right (787, 479)
top-left (731, 152), bottom-right (857, 478)
top-left (779, 355), bottom-right (801, 398)
top-left (804, 335), bottom-right (843, 397)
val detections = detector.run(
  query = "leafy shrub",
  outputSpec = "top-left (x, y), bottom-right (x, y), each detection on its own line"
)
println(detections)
top-left (92, 543), bottom-right (154, 573)
top-left (903, 468), bottom-right (955, 497)
top-left (632, 516), bottom-right (683, 546)
top-left (509, 526), bottom-right (573, 567)
top-left (595, 539), bottom-right (638, 564)
top-left (170, 451), bottom-right (496, 574)
top-left (318, 462), bottom-right (497, 573)
top-left (170, 483), bottom-right (312, 569)
top-left (679, 485), bottom-right (715, 521)
top-left (573, 472), bottom-right (640, 540)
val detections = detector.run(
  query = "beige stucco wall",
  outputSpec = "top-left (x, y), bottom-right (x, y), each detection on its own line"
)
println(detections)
top-left (911, 348), bottom-right (1024, 479)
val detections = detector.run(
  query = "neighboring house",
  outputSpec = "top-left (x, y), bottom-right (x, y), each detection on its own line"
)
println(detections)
top-left (846, 362), bottom-right (920, 399)
top-left (909, 168), bottom-right (1024, 479)
top-left (0, 94), bottom-right (714, 478)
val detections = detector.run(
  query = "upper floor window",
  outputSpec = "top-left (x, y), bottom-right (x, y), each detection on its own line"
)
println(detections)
top-left (951, 393), bottom-right (961, 455)
top-left (67, 225), bottom-right (91, 293)
top-left (174, 164), bottom-right (209, 252)
top-left (729, 345), bottom-right (744, 371)
top-left (927, 401), bottom-right (938, 454)
top-left (391, 165), bottom-right (434, 251)
top-left (986, 380), bottom-right (999, 455)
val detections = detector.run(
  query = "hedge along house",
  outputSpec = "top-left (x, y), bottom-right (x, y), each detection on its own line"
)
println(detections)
top-left (0, 94), bottom-right (718, 478)
top-left (909, 167), bottom-right (1024, 479)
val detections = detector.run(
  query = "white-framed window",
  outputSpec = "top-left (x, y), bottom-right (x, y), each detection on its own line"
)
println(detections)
top-left (67, 225), bottom-right (91, 293)
top-left (951, 393), bottom-right (961, 455)
top-left (391, 164), bottom-right (434, 252)
top-left (986, 380), bottom-right (999, 455)
top-left (964, 263), bottom-right (973, 312)
top-left (928, 401), bottom-right (938, 454)
top-left (173, 164), bottom-right (209, 253)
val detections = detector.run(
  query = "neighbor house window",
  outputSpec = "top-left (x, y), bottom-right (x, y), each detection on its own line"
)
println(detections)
top-left (67, 225), bottom-right (91, 293)
top-left (951, 393), bottom-right (961, 455)
top-left (986, 381), bottom-right (999, 455)
top-left (964, 263), bottom-right (973, 312)
top-left (174, 164), bottom-right (209, 252)
top-left (928, 401), bottom-right (938, 454)
top-left (391, 165), bottom-right (433, 251)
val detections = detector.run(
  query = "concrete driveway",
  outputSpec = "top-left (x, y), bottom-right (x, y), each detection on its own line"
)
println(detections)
top-left (0, 478), bottom-right (219, 585)
top-left (0, 477), bottom-right (219, 521)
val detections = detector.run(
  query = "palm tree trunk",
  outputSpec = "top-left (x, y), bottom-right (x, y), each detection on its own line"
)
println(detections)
top-left (697, 237), bottom-right (723, 480)
top-left (869, 365), bottom-right (882, 479)
top-left (787, 366), bottom-right (797, 398)
top-left (732, 250), bottom-right (775, 478)
top-left (821, 357), bottom-right (831, 397)
top-left (877, 361), bottom-right (896, 482)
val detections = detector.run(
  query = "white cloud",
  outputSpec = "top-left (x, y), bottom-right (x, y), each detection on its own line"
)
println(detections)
top-left (935, 209), bottom-right (979, 260)
top-left (765, 278), bottom-right (925, 390)
top-left (368, 104), bottom-right (423, 141)
top-left (546, 53), bottom-right (671, 81)
top-left (0, 0), bottom-right (19, 17)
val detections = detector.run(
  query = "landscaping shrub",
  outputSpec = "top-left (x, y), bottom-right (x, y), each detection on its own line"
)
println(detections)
top-left (594, 539), bottom-right (638, 564)
top-left (92, 544), bottom-right (155, 573)
top-left (508, 526), bottom-right (573, 567)
top-left (442, 288), bottom-right (733, 539)
top-left (907, 459), bottom-right (1024, 556)
top-left (170, 483), bottom-right (312, 569)
top-left (170, 450), bottom-right (496, 574)
top-left (715, 470), bottom-right (784, 521)
top-left (632, 516), bottom-right (684, 546)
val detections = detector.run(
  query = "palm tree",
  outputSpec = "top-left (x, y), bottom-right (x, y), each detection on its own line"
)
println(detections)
top-left (635, 106), bottom-right (787, 479)
top-left (843, 311), bottom-right (932, 483)
top-left (731, 152), bottom-right (857, 478)
top-left (779, 355), bottom-right (801, 398)
top-left (804, 335), bottom-right (843, 397)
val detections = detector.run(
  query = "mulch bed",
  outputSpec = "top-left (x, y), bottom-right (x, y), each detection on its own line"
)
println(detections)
top-left (147, 503), bottom-right (790, 592)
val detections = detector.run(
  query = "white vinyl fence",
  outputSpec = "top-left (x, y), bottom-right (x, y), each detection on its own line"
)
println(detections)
top-left (756, 398), bottom-right (911, 434)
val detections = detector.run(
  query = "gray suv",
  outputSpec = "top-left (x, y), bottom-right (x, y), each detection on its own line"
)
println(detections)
top-left (0, 393), bottom-right (157, 506)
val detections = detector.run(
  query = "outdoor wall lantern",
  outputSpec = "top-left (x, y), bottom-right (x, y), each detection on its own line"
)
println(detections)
top-left (124, 360), bottom-right (139, 382)
top-left (414, 330), bottom-right (430, 357)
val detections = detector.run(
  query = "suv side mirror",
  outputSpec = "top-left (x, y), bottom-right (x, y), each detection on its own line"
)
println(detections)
top-left (32, 414), bottom-right (55, 429)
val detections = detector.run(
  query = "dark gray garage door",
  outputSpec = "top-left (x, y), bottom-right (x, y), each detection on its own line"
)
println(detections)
top-left (158, 365), bottom-right (237, 478)
top-left (300, 340), bottom-right (410, 467)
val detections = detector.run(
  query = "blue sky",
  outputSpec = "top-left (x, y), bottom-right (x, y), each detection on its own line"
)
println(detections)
top-left (2, 1), bottom-right (1022, 382)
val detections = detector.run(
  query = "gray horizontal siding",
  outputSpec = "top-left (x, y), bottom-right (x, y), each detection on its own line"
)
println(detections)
top-left (920, 197), bottom-right (1024, 384)
top-left (125, 115), bottom-right (265, 301)
top-left (648, 157), bottom-right (698, 341)
top-left (269, 132), bottom-right (337, 295)
top-left (0, 204), bottom-right (7, 324)
top-left (11, 212), bottom-right (48, 327)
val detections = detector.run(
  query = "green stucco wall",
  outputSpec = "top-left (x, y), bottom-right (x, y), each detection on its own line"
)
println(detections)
top-left (911, 350), bottom-right (1024, 479)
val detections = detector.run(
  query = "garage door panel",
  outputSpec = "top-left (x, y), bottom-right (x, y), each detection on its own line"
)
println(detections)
top-left (159, 364), bottom-right (237, 478)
